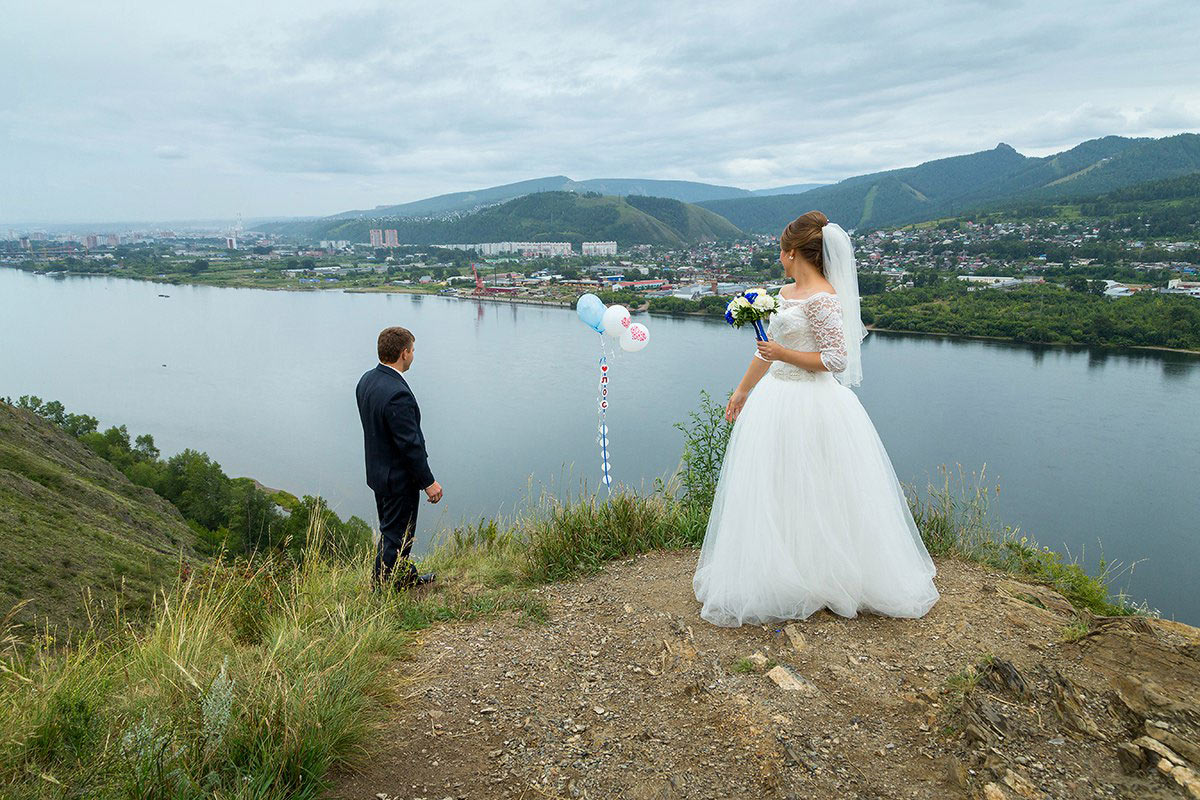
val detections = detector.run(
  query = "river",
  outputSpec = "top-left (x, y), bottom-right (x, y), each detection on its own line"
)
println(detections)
top-left (2, 269), bottom-right (1197, 621)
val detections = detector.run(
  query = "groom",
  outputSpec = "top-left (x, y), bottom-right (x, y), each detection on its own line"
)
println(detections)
top-left (356, 326), bottom-right (443, 590)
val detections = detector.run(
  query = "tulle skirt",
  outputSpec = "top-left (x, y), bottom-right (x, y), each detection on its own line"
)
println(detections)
top-left (693, 371), bottom-right (939, 627)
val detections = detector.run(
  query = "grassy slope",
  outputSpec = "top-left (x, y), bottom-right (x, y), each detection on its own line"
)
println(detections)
top-left (679, 202), bottom-right (743, 241)
top-left (625, 194), bottom-right (743, 242)
top-left (0, 404), bottom-right (198, 630)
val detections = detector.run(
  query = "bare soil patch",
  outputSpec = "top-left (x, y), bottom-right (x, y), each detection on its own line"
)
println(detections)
top-left (331, 550), bottom-right (1200, 800)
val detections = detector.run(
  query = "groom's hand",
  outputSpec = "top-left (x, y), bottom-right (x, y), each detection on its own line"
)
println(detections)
top-left (424, 481), bottom-right (443, 504)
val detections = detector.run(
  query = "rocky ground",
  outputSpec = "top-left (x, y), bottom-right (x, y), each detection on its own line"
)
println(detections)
top-left (331, 550), bottom-right (1200, 800)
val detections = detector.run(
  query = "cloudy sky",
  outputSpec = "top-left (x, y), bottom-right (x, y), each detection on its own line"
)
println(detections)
top-left (3, 0), bottom-right (1198, 224)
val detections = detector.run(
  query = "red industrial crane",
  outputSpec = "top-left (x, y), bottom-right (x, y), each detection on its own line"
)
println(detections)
top-left (472, 263), bottom-right (498, 295)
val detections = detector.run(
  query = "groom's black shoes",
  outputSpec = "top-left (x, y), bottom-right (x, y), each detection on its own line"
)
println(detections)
top-left (397, 571), bottom-right (436, 590)
top-left (372, 570), bottom-right (435, 592)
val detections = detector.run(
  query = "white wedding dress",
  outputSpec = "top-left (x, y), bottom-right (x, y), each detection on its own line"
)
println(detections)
top-left (693, 291), bottom-right (940, 627)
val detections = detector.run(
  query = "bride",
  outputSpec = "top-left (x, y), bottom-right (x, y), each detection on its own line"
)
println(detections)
top-left (693, 211), bottom-right (939, 627)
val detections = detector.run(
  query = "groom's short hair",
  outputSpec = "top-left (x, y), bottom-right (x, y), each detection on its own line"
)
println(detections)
top-left (378, 326), bottom-right (415, 363)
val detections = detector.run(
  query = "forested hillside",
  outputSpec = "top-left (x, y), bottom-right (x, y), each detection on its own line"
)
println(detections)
top-left (961, 170), bottom-right (1200, 238)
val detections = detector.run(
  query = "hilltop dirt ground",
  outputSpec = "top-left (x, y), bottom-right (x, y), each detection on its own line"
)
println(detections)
top-left (330, 550), bottom-right (1200, 800)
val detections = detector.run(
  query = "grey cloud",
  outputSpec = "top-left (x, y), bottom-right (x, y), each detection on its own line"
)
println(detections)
top-left (250, 142), bottom-right (380, 174)
top-left (2, 0), bottom-right (1198, 221)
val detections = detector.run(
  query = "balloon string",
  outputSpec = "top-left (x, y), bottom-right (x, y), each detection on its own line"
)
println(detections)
top-left (598, 333), bottom-right (612, 494)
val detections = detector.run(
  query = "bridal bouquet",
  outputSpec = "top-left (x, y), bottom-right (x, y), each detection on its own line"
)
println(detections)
top-left (724, 288), bottom-right (777, 341)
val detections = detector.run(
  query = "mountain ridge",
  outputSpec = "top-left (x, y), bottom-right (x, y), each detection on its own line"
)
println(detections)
top-left (268, 191), bottom-right (742, 247)
top-left (272, 131), bottom-right (1200, 242)
top-left (698, 133), bottom-right (1200, 232)
top-left (321, 177), bottom-right (832, 222)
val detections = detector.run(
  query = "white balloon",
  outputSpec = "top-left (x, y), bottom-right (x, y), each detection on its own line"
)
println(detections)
top-left (620, 322), bottom-right (650, 352)
top-left (601, 305), bottom-right (631, 338)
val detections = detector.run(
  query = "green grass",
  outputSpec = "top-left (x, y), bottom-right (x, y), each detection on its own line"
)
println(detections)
top-left (520, 488), bottom-right (707, 583)
top-left (908, 465), bottom-right (1144, 616)
top-left (0, 505), bottom-right (552, 800)
top-left (1061, 617), bottom-right (1092, 642)
top-left (945, 664), bottom-right (983, 698)
top-left (0, 485), bottom-right (688, 799)
top-left (421, 484), bottom-right (709, 589)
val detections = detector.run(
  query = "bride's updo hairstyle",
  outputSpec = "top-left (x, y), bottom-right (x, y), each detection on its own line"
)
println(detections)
top-left (780, 210), bottom-right (829, 274)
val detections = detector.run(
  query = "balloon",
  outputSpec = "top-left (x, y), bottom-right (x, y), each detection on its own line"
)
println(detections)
top-left (601, 304), bottom-right (631, 338)
top-left (619, 322), bottom-right (650, 352)
top-left (576, 293), bottom-right (606, 333)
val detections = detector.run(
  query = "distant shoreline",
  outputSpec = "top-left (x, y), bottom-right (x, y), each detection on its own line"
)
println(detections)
top-left (346, 285), bottom-right (573, 308)
top-left (862, 325), bottom-right (1200, 357)
top-left (9, 268), bottom-right (1199, 356)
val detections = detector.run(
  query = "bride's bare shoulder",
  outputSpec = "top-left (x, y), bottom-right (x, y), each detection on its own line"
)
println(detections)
top-left (780, 279), bottom-right (837, 301)
top-left (813, 277), bottom-right (836, 296)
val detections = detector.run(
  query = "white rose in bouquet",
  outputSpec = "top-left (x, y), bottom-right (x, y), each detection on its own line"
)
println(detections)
top-left (752, 293), bottom-right (777, 312)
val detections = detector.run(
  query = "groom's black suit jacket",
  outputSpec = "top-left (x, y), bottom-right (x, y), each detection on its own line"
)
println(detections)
top-left (356, 364), bottom-right (435, 495)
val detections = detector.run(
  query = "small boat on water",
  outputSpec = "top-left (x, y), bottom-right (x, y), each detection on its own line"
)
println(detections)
top-left (158, 294), bottom-right (170, 298)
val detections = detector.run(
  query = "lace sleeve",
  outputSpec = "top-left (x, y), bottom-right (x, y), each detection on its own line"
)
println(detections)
top-left (806, 294), bottom-right (847, 373)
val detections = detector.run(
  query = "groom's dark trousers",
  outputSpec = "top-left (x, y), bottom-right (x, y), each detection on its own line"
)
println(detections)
top-left (356, 364), bottom-right (435, 589)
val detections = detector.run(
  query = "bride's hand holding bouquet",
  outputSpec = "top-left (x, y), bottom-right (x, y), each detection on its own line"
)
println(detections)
top-left (755, 339), bottom-right (787, 362)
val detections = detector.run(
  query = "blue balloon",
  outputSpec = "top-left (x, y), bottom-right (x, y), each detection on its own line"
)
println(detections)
top-left (576, 293), bottom-right (606, 333)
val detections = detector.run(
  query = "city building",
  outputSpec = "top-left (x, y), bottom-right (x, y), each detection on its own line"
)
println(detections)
top-left (582, 241), bottom-right (618, 256)
top-left (384, 229), bottom-right (399, 247)
top-left (614, 279), bottom-right (668, 291)
top-left (672, 284), bottom-right (707, 300)
top-left (369, 229), bottom-right (384, 247)
top-left (440, 241), bottom-right (574, 257)
top-left (1103, 280), bottom-right (1140, 297)
top-left (1166, 279), bottom-right (1200, 298)
top-left (957, 275), bottom-right (1016, 285)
